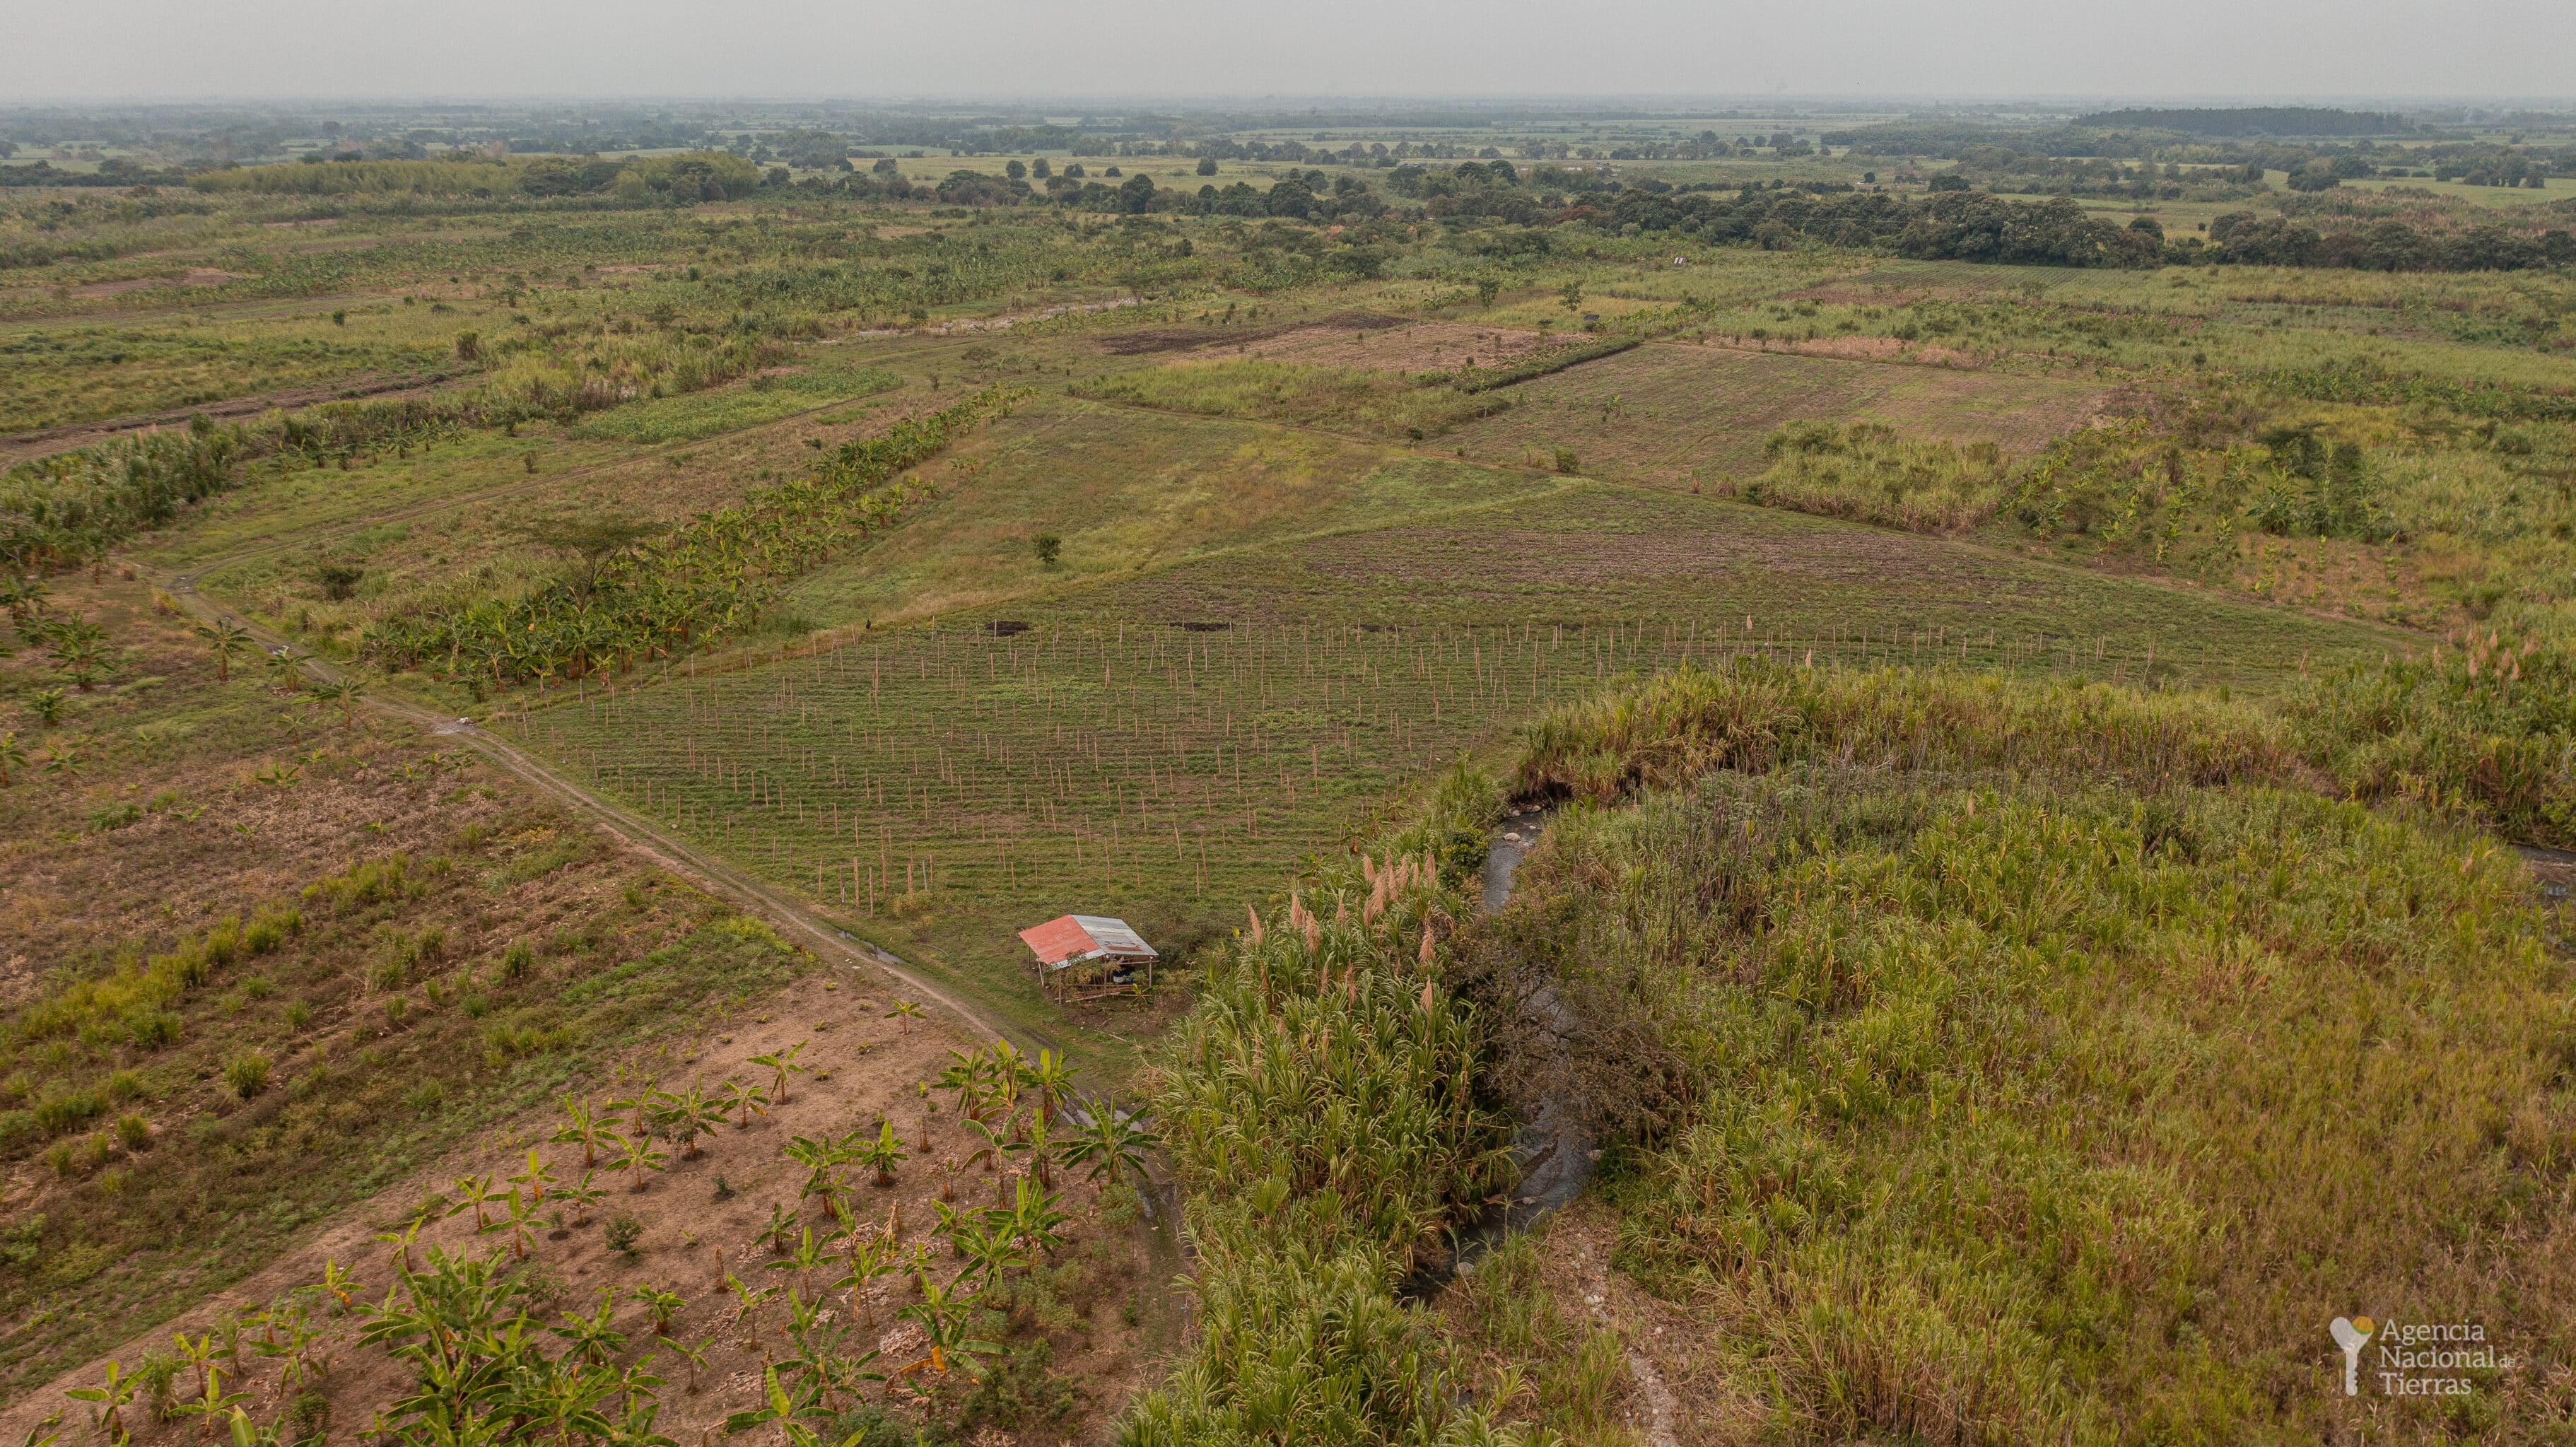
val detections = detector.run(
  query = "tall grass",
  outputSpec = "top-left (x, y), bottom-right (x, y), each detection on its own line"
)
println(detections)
top-left (2286, 633), bottom-right (2576, 847)
top-left (1499, 664), bottom-right (2576, 1443)
top-left (1075, 359), bottom-right (1509, 440)
top-left (1514, 657), bottom-right (2288, 804)
top-left (1126, 763), bottom-right (1521, 1446)
top-left (1719, 422), bottom-right (2018, 533)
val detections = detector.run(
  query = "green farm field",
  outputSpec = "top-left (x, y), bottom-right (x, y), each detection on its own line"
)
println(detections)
top-left (5, 100), bottom-right (2576, 1446)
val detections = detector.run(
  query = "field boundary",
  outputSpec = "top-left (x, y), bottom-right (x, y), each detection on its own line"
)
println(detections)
top-left (155, 561), bottom-right (1068, 1060)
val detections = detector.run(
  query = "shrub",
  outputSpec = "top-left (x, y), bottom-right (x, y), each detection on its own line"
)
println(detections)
top-left (501, 939), bottom-right (536, 979)
top-left (33, 1087), bottom-right (103, 1136)
top-left (604, 1212), bottom-right (644, 1257)
top-left (128, 1009), bottom-right (182, 1049)
top-left (223, 1051), bottom-right (272, 1099)
top-left (115, 1113), bottom-right (149, 1151)
top-left (286, 1393), bottom-right (331, 1446)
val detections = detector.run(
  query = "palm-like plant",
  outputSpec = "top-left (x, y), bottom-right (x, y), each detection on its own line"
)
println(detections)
top-left (750, 1042), bottom-right (808, 1104)
top-left (1009, 1113), bottom-right (1060, 1190)
top-left (554, 1096), bottom-right (610, 1168)
top-left (262, 647), bottom-right (304, 693)
top-left (1002, 1176), bottom-right (1072, 1261)
top-left (830, 1235), bottom-right (894, 1327)
top-left (1061, 1102), bottom-right (1162, 1193)
top-left (64, 1360), bottom-right (136, 1445)
top-left (508, 1148), bottom-right (558, 1205)
top-left (194, 619), bottom-right (252, 681)
top-left (549, 1289), bottom-right (629, 1368)
top-left (556, 1168), bottom-right (607, 1226)
top-left (763, 1227), bottom-right (832, 1293)
top-left (308, 677), bottom-right (362, 728)
top-left (782, 1133), bottom-right (849, 1212)
top-left (855, 1120), bottom-right (908, 1189)
top-left (449, 1173), bottom-right (500, 1231)
top-left (627, 1283), bottom-right (685, 1337)
top-left (894, 1280), bottom-right (1001, 1385)
top-left (718, 1077), bottom-right (770, 1127)
top-left (944, 1217), bottom-right (1025, 1293)
top-left (886, 1000), bottom-right (923, 1034)
top-left (1024, 1049), bottom-right (1078, 1125)
top-left (605, 1130), bottom-right (667, 1192)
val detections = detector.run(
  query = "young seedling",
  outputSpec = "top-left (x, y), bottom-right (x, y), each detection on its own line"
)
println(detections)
top-left (749, 1041), bottom-right (808, 1104)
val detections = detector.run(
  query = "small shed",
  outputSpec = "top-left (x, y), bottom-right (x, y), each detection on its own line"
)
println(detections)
top-left (1018, 914), bottom-right (1159, 1002)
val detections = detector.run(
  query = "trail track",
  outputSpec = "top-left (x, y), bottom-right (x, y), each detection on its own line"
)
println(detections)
top-left (157, 563), bottom-right (1051, 1058)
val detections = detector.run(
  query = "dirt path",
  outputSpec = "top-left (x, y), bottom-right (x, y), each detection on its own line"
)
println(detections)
top-left (155, 565), bottom-right (1034, 1056)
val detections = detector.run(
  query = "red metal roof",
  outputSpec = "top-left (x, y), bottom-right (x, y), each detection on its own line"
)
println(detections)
top-left (1018, 914), bottom-right (1158, 969)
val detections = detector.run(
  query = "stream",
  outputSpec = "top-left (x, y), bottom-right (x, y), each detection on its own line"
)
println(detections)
top-left (1402, 804), bottom-right (1597, 1297)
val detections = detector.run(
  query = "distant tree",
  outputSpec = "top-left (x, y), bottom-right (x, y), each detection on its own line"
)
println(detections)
top-left (1031, 157), bottom-right (1051, 179)
top-left (872, 158), bottom-right (899, 175)
top-left (1103, 165), bottom-right (1121, 177)
top-left (1005, 159), bottom-right (1026, 180)
top-left (522, 513), bottom-right (666, 595)
top-left (1928, 172), bottom-right (1970, 192)
top-left (1034, 533), bottom-right (1061, 565)
top-left (1118, 171), bottom-right (1156, 213)
top-left (1196, 156), bottom-right (1218, 176)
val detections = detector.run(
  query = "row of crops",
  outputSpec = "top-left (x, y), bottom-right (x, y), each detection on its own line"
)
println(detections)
top-left (515, 614), bottom-right (2248, 927)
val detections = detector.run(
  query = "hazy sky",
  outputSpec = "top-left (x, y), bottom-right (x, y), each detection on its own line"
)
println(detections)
top-left (6, 0), bottom-right (2570, 104)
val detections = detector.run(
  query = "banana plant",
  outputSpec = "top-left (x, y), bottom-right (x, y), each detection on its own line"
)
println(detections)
top-left (627, 1282), bottom-right (685, 1337)
top-left (547, 1289), bottom-right (628, 1368)
top-left (893, 1282), bottom-right (1000, 1386)
top-left (192, 619), bottom-right (251, 681)
top-left (63, 1360), bottom-right (136, 1446)
top-left (1023, 1049), bottom-right (1079, 1125)
top-left (718, 1077), bottom-right (770, 1127)
top-left (552, 1096), bottom-right (611, 1168)
top-left (854, 1120), bottom-right (907, 1189)
top-left (1061, 1101), bottom-right (1163, 1192)
top-left (720, 1364), bottom-right (822, 1442)
top-left (556, 1168), bottom-right (607, 1226)
top-left (604, 1130), bottom-right (667, 1192)
top-left (830, 1235), bottom-right (894, 1328)
top-left (749, 1041), bottom-right (808, 1104)
top-left (507, 1149), bottom-right (558, 1205)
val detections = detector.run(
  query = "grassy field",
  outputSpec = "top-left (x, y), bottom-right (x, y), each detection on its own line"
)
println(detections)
top-left (524, 470), bottom-right (2396, 1044)
top-left (1478, 664), bottom-right (2576, 1442)
top-left (2, 124), bottom-right (2573, 1444)
top-left (1441, 339), bottom-right (2107, 485)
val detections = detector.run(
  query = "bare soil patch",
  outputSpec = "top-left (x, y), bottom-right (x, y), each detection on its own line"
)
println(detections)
top-left (69, 268), bottom-right (243, 300)
top-left (1233, 320), bottom-right (1553, 374)
top-left (0, 975), bottom-right (1164, 1443)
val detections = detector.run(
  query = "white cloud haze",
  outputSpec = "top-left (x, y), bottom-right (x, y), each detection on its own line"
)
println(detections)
top-left (4, 0), bottom-right (2570, 102)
